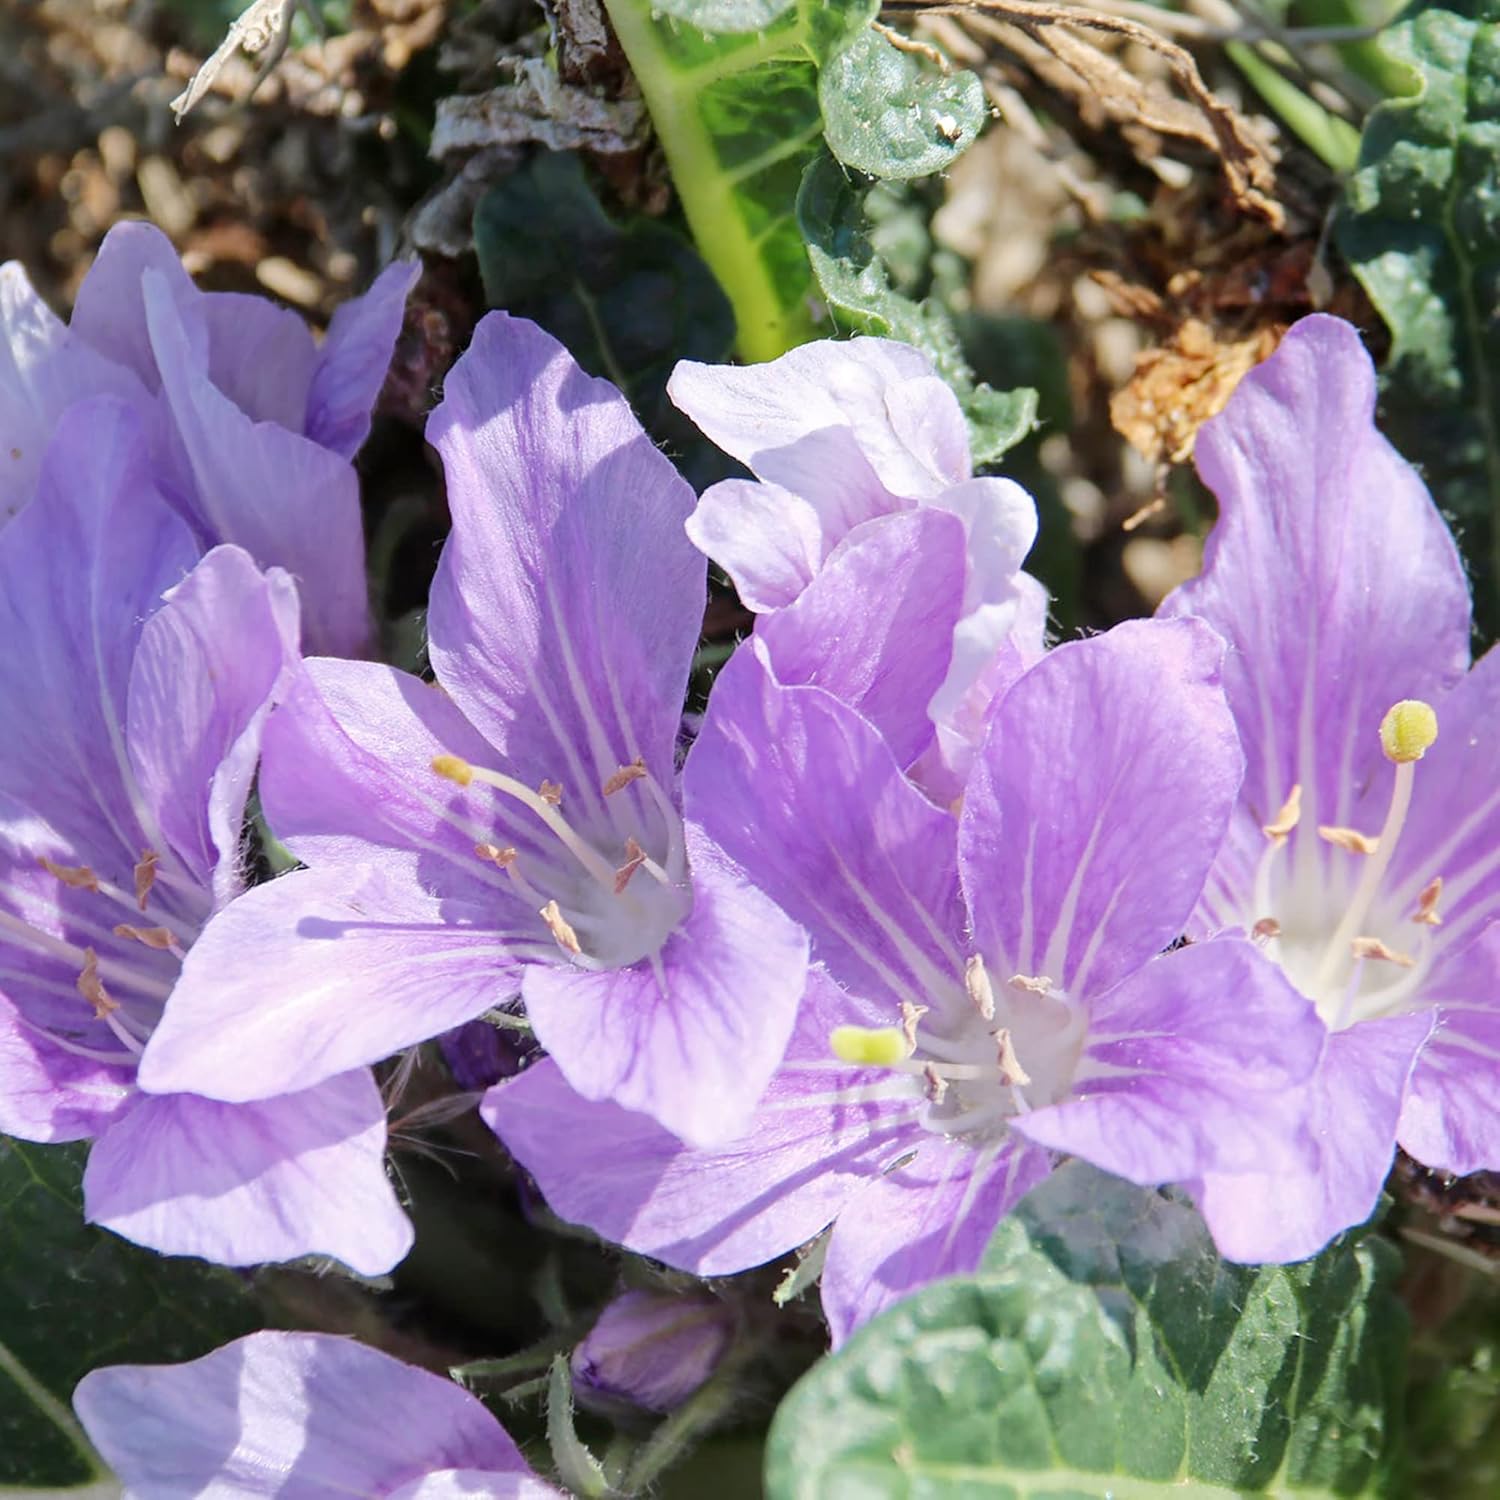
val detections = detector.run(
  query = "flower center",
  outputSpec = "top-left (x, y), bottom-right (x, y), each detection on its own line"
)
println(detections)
top-left (830, 958), bottom-right (1087, 1145)
top-left (0, 847), bottom-right (185, 1065)
top-left (431, 753), bottom-right (690, 971)
top-left (1250, 699), bottom-right (1442, 1030)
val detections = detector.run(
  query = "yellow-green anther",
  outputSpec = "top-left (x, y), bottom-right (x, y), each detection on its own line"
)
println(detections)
top-left (830, 1025), bottom-right (912, 1067)
top-left (1379, 700), bottom-right (1438, 763)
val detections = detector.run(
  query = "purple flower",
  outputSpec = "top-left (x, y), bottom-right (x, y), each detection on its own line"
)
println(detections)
top-left (135, 312), bottom-right (809, 1148)
top-left (72, 1330), bottom-right (562, 1498)
top-left (1159, 314), bottom-right (1500, 1258)
top-left (0, 399), bottom-right (410, 1273)
top-left (487, 617), bottom-right (1325, 1342)
top-left (1, 221), bottom-right (417, 654)
top-left (572, 1288), bottom-right (734, 1414)
top-left (669, 338), bottom-right (1040, 795)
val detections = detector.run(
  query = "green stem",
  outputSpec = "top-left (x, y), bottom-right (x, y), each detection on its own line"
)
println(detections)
top-left (600, 0), bottom-right (815, 360)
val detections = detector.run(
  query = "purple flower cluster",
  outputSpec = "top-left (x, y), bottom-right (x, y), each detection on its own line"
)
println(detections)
top-left (4, 228), bottom-right (1497, 1489)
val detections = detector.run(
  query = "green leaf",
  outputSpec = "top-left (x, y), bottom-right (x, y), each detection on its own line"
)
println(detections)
top-left (764, 1163), bottom-right (1407, 1498)
top-left (1336, 0), bottom-right (1500, 638)
top-left (473, 151), bottom-right (734, 431)
top-left (819, 28), bottom-right (985, 180)
top-left (599, 0), bottom-right (877, 361)
top-left (0, 1138), bottom-right (258, 1489)
top-left (797, 151), bottom-right (1037, 464)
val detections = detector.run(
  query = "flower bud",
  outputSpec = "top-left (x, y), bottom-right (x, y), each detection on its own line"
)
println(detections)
top-left (571, 1290), bottom-right (734, 1415)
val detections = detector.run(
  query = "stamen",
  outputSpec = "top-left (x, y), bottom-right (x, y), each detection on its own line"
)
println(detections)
top-left (1008, 973), bottom-right (1055, 995)
top-left (76, 949), bottom-right (117, 1019)
top-left (474, 843), bottom-right (517, 867)
top-left (923, 1063), bottom-right (948, 1103)
top-left (613, 838), bottom-right (647, 894)
top-left (964, 955), bottom-right (995, 1020)
top-left (433, 755), bottom-right (619, 892)
top-left (1413, 877), bottom-right (1444, 927)
top-left (830, 1025), bottom-right (911, 1067)
top-left (134, 850), bottom-right (160, 911)
top-left (995, 1028), bottom-right (1032, 1087)
top-left (432, 753), bottom-right (474, 787)
top-left (539, 900), bottom-right (582, 957)
top-left (1318, 825), bottom-right (1380, 855)
top-left (1251, 917), bottom-right (1282, 943)
top-left (112, 924), bottom-right (177, 952)
top-left (39, 857), bottom-right (99, 892)
top-left (1380, 700), bottom-right (1439, 763)
top-left (900, 1000), bottom-right (928, 1049)
top-left (1263, 784), bottom-right (1303, 845)
top-left (1351, 936), bottom-right (1415, 968)
top-left (1312, 703), bottom-right (1437, 993)
top-left (602, 759), bottom-right (647, 795)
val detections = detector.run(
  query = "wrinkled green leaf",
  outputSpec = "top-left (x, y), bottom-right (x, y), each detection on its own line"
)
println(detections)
top-left (764, 1163), bottom-right (1406, 1498)
top-left (600, 0), bottom-right (876, 361)
top-left (473, 152), bottom-right (733, 431)
top-left (1336, 0), bottom-right (1500, 637)
top-left (820, 28), bottom-right (985, 179)
top-left (798, 151), bottom-right (1037, 463)
top-left (0, 1138), bottom-right (258, 1489)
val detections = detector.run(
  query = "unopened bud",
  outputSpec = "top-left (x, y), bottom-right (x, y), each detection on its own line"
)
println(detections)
top-left (571, 1290), bottom-right (733, 1415)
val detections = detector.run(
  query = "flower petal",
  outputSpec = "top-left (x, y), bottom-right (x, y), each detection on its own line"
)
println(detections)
top-left (1012, 938), bottom-right (1322, 1180)
top-left (960, 617), bottom-right (1241, 997)
top-left (752, 508), bottom-right (967, 769)
top-left (427, 311), bottom-right (701, 795)
top-left (484, 968), bottom-right (921, 1275)
top-left (72, 1330), bottom-right (544, 1498)
top-left (305, 259), bottom-right (420, 458)
top-left (136, 865), bottom-right (520, 1102)
top-left (669, 337), bottom-right (967, 498)
top-left (1382, 645), bottom-right (1500, 959)
top-left (83, 1073), bottom-right (412, 1274)
top-left (201, 291), bottom-right (316, 431)
top-left (1398, 929), bottom-right (1500, 1175)
top-left (685, 646), bottom-right (967, 1016)
top-left (0, 398), bottom-right (197, 865)
top-left (1191, 1009), bottom-right (1434, 1262)
top-left (684, 477), bottom-right (826, 611)
top-left (821, 1136), bottom-right (1052, 1345)
top-left (0, 261), bottom-right (146, 523)
top-left (1159, 315), bottom-right (1470, 869)
top-left (521, 836), bottom-right (807, 1147)
top-left (69, 220), bottom-right (207, 390)
top-left (143, 270), bottom-right (370, 656)
top-left (0, 987), bottom-right (133, 1142)
top-left (260, 657), bottom-right (523, 903)
top-left (126, 546), bottom-right (301, 908)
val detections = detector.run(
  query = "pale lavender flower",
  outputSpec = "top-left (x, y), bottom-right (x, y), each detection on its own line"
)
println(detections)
top-left (73, 1330), bottom-right (562, 1498)
top-left (136, 313), bottom-right (808, 1149)
top-left (669, 338), bottom-right (1040, 795)
top-left (572, 1288), bottom-right (734, 1414)
top-left (0, 399), bottom-right (410, 1273)
top-left (1, 221), bottom-right (417, 653)
top-left (1159, 314), bottom-right (1500, 1259)
top-left (488, 618), bottom-right (1325, 1342)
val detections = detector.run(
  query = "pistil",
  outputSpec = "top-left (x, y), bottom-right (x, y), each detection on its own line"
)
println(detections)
top-left (1310, 700), bottom-right (1437, 992)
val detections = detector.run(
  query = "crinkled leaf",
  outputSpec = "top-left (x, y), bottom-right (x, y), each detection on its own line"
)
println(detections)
top-left (798, 151), bottom-right (1038, 464)
top-left (473, 151), bottom-right (733, 433)
top-left (650, 0), bottom-right (797, 26)
top-left (0, 1138), bottom-right (258, 1488)
top-left (764, 1162), bottom-right (1407, 1498)
top-left (599, 0), bottom-right (876, 361)
top-left (819, 28), bottom-right (985, 179)
top-left (1336, 0), bottom-right (1500, 638)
